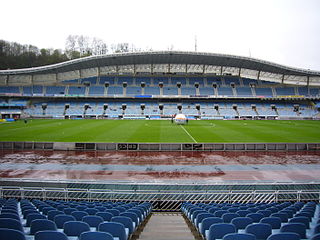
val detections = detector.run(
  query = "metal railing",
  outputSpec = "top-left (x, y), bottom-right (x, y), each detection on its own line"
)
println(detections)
top-left (1, 186), bottom-right (319, 211)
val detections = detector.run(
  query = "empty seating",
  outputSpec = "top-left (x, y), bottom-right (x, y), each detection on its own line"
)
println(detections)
top-left (280, 223), bottom-right (306, 239)
top-left (0, 218), bottom-right (24, 232)
top-left (266, 232), bottom-right (301, 240)
top-left (0, 228), bottom-right (26, 240)
top-left (30, 219), bottom-right (57, 235)
top-left (245, 223), bottom-right (272, 240)
top-left (208, 223), bottom-right (237, 240)
top-left (98, 222), bottom-right (127, 240)
top-left (63, 221), bottom-right (91, 237)
top-left (79, 231), bottom-right (114, 240)
top-left (34, 230), bottom-right (69, 240)
top-left (223, 233), bottom-right (256, 240)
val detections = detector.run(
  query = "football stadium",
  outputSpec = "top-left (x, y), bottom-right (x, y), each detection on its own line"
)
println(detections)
top-left (1, 51), bottom-right (320, 240)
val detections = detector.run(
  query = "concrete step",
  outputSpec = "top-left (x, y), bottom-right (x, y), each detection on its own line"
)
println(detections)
top-left (137, 213), bottom-right (195, 240)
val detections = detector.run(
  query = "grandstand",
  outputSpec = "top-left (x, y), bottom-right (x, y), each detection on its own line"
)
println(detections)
top-left (1, 51), bottom-right (320, 240)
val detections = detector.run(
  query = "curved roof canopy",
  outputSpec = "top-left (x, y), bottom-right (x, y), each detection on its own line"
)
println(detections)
top-left (1, 51), bottom-right (319, 77)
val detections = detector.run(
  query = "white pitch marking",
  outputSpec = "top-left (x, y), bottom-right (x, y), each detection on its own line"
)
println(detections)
top-left (180, 125), bottom-right (197, 143)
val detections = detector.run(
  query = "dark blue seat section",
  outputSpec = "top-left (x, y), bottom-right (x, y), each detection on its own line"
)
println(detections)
top-left (82, 215), bottom-right (104, 228)
top-left (63, 221), bottom-right (91, 237)
top-left (0, 228), bottom-right (26, 240)
top-left (208, 223), bottom-right (236, 240)
top-left (47, 210), bottom-right (64, 221)
top-left (246, 213), bottom-right (264, 222)
top-left (245, 223), bottom-right (272, 240)
top-left (54, 214), bottom-right (76, 228)
top-left (34, 230), bottom-right (69, 240)
top-left (280, 223), bottom-right (307, 239)
top-left (26, 214), bottom-right (47, 227)
top-left (0, 218), bottom-right (24, 232)
top-left (200, 217), bottom-right (224, 236)
top-left (259, 217), bottom-right (281, 229)
top-left (120, 212), bottom-right (139, 227)
top-left (79, 231), bottom-right (114, 240)
top-left (223, 233), bottom-right (256, 240)
top-left (30, 219), bottom-right (57, 235)
top-left (96, 212), bottom-right (114, 221)
top-left (98, 222), bottom-right (127, 240)
top-left (71, 211), bottom-right (89, 221)
top-left (288, 216), bottom-right (310, 228)
top-left (231, 217), bottom-right (253, 230)
top-left (112, 216), bottom-right (134, 234)
top-left (270, 213), bottom-right (288, 222)
top-left (0, 213), bottom-right (21, 221)
top-left (266, 232), bottom-right (301, 240)
top-left (312, 233), bottom-right (320, 240)
top-left (222, 213), bottom-right (240, 223)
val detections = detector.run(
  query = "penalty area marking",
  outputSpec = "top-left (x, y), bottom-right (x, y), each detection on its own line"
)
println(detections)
top-left (180, 125), bottom-right (197, 143)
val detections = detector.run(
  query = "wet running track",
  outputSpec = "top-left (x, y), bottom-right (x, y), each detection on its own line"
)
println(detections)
top-left (0, 150), bottom-right (320, 183)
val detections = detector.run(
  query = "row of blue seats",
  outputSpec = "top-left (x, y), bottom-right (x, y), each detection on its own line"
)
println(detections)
top-left (1, 85), bottom-right (319, 97)
top-left (182, 201), bottom-right (320, 240)
top-left (0, 198), bottom-right (152, 240)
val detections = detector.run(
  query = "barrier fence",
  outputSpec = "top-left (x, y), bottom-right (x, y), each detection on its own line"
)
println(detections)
top-left (1, 141), bottom-right (320, 151)
top-left (1, 186), bottom-right (319, 211)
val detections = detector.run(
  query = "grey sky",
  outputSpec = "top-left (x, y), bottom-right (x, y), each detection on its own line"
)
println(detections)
top-left (1, 0), bottom-right (320, 70)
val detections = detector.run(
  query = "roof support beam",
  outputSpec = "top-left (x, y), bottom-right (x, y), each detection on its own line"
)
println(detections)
top-left (220, 66), bottom-right (223, 75)
top-left (202, 65), bottom-right (206, 74)
top-left (307, 76), bottom-right (310, 87)
top-left (185, 64), bottom-right (188, 74)
top-left (257, 71), bottom-right (261, 80)
top-left (281, 74), bottom-right (285, 84)
top-left (151, 63), bottom-right (154, 75)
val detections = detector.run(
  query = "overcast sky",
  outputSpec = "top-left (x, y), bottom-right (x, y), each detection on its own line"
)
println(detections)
top-left (1, 0), bottom-right (320, 71)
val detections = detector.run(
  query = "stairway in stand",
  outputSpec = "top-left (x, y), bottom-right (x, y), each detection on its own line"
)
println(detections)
top-left (137, 213), bottom-right (196, 240)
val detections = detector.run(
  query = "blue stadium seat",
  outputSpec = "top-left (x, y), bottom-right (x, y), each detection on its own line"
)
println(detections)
top-left (71, 211), bottom-right (89, 221)
top-left (236, 210), bottom-right (251, 217)
top-left (79, 231), bottom-right (114, 240)
top-left (200, 217), bottom-right (224, 237)
top-left (96, 212), bottom-right (114, 221)
top-left (98, 222), bottom-right (127, 240)
top-left (245, 223), bottom-right (272, 240)
top-left (231, 217), bottom-right (253, 231)
top-left (196, 213), bottom-right (214, 229)
top-left (82, 215), bottom-right (104, 228)
top-left (47, 210), bottom-right (64, 221)
top-left (63, 208), bottom-right (77, 215)
top-left (246, 213), bottom-right (264, 222)
top-left (34, 230), bottom-right (68, 240)
top-left (266, 232), bottom-right (301, 240)
top-left (314, 224), bottom-right (320, 235)
top-left (223, 233), bottom-right (256, 240)
top-left (0, 213), bottom-right (21, 221)
top-left (288, 216), bottom-right (310, 228)
top-left (259, 217), bottom-right (281, 229)
top-left (208, 223), bottom-right (236, 240)
top-left (280, 223), bottom-right (306, 239)
top-left (112, 216), bottom-right (134, 235)
top-left (54, 214), bottom-right (76, 228)
top-left (30, 219), bottom-right (57, 235)
top-left (63, 221), bottom-right (90, 237)
top-left (26, 213), bottom-right (47, 227)
top-left (215, 210), bottom-right (229, 218)
top-left (270, 213), bottom-right (288, 223)
top-left (120, 212), bottom-right (139, 228)
top-left (0, 228), bottom-right (26, 240)
top-left (0, 218), bottom-right (24, 232)
top-left (105, 209), bottom-right (120, 216)
top-left (312, 233), bottom-right (320, 240)
top-left (222, 213), bottom-right (240, 223)
top-left (84, 208), bottom-right (99, 215)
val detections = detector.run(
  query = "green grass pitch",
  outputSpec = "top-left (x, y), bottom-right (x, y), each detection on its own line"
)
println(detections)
top-left (0, 119), bottom-right (319, 143)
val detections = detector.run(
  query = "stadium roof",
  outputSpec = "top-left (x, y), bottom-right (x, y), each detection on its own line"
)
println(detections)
top-left (1, 51), bottom-right (320, 77)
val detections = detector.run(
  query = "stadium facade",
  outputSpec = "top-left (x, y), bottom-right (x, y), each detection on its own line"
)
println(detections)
top-left (0, 51), bottom-right (319, 121)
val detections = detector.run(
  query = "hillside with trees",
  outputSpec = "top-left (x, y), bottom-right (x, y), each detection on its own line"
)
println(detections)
top-left (0, 35), bottom-right (146, 70)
